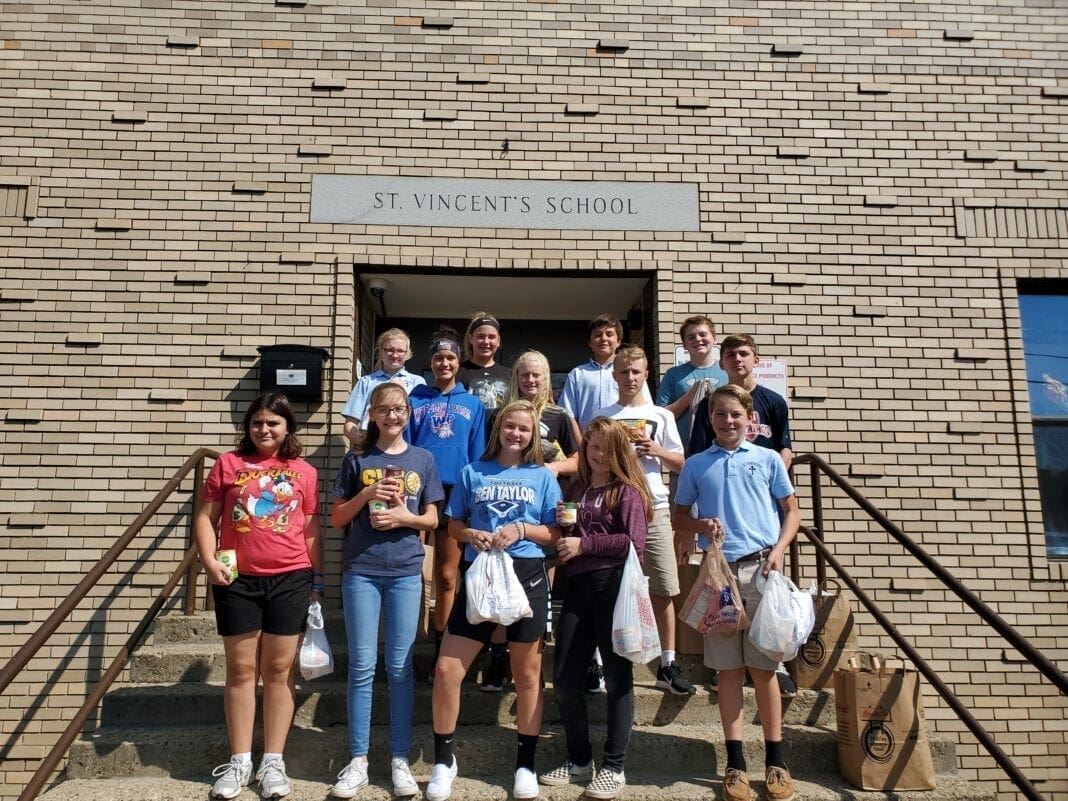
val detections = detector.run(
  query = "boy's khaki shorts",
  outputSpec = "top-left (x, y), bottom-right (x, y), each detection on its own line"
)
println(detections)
top-left (642, 506), bottom-right (680, 598)
top-left (702, 558), bottom-right (779, 672)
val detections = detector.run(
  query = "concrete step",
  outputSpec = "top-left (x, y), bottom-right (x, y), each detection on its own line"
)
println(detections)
top-left (39, 774), bottom-right (996, 801)
top-left (101, 681), bottom-right (837, 729)
top-left (129, 639), bottom-right (715, 686)
top-left (66, 721), bottom-right (959, 782)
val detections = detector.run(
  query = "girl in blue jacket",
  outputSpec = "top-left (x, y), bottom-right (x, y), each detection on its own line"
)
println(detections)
top-left (407, 327), bottom-right (487, 661)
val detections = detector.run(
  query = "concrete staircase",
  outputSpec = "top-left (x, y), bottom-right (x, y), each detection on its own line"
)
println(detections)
top-left (40, 612), bottom-right (993, 801)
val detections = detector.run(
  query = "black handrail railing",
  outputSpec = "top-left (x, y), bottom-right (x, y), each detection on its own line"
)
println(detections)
top-left (793, 452), bottom-right (1068, 696)
top-left (793, 452), bottom-right (1067, 801)
top-left (0, 448), bottom-right (219, 801)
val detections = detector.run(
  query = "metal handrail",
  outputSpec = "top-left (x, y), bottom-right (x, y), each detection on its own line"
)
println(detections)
top-left (0, 447), bottom-right (219, 696)
top-left (792, 452), bottom-right (1067, 801)
top-left (797, 525), bottom-right (1047, 801)
top-left (793, 452), bottom-right (1068, 696)
top-left (17, 544), bottom-right (201, 801)
top-left (1, 448), bottom-right (219, 801)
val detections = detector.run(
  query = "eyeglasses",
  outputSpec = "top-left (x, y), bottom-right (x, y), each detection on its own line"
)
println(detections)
top-left (374, 405), bottom-right (409, 417)
top-left (382, 348), bottom-right (407, 355)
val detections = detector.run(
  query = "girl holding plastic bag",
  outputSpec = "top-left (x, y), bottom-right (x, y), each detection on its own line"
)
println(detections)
top-left (540, 417), bottom-right (651, 800)
top-left (429, 400), bottom-right (562, 801)
top-left (329, 383), bottom-right (445, 798)
top-left (193, 392), bottom-right (323, 799)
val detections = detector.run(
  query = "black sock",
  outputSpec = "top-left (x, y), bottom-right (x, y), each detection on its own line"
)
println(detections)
top-left (726, 740), bottom-right (746, 772)
top-left (516, 733), bottom-right (539, 771)
top-left (764, 740), bottom-right (786, 770)
top-left (434, 731), bottom-right (455, 766)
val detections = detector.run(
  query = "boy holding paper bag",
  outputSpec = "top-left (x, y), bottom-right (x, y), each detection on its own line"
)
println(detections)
top-left (671, 385), bottom-right (801, 801)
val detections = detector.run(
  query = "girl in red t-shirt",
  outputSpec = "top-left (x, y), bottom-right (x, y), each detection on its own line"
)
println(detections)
top-left (194, 392), bottom-right (323, 799)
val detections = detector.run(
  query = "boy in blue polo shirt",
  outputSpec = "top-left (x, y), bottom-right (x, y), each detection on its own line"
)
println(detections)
top-left (671, 385), bottom-right (800, 801)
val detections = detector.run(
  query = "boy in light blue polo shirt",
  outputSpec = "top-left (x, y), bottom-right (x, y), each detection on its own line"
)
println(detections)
top-left (672, 384), bottom-right (800, 801)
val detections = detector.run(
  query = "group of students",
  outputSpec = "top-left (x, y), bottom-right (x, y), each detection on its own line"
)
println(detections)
top-left (194, 311), bottom-right (800, 801)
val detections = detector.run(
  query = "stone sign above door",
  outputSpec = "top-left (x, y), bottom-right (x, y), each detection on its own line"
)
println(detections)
top-left (311, 175), bottom-right (699, 231)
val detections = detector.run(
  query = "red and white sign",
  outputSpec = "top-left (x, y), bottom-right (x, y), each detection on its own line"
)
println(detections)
top-left (754, 359), bottom-right (789, 403)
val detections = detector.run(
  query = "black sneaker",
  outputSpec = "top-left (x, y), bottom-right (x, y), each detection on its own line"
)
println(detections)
top-left (655, 662), bottom-right (696, 696)
top-left (584, 661), bottom-right (605, 694)
top-left (776, 669), bottom-right (797, 699)
top-left (480, 646), bottom-right (510, 692)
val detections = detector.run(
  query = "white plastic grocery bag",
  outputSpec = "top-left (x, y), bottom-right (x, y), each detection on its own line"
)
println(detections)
top-left (299, 601), bottom-right (335, 680)
top-left (611, 543), bottom-right (661, 664)
top-left (747, 571), bottom-right (816, 662)
top-left (465, 548), bottom-right (533, 626)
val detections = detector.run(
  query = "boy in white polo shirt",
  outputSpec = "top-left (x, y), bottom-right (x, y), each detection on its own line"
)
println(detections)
top-left (594, 345), bottom-right (693, 696)
top-left (672, 384), bottom-right (800, 801)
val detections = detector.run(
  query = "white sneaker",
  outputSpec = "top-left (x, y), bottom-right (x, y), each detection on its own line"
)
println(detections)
top-left (391, 756), bottom-right (419, 798)
top-left (513, 767), bottom-right (539, 799)
top-left (211, 757), bottom-right (253, 799)
top-left (257, 757), bottom-right (292, 799)
top-left (331, 756), bottom-right (369, 799)
top-left (426, 757), bottom-right (458, 801)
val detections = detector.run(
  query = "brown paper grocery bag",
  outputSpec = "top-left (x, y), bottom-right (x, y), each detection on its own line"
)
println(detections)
top-left (788, 578), bottom-right (858, 689)
top-left (834, 656), bottom-right (936, 790)
top-left (678, 540), bottom-right (748, 635)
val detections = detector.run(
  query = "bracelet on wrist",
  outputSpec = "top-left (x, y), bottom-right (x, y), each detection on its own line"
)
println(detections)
top-left (311, 583), bottom-right (325, 592)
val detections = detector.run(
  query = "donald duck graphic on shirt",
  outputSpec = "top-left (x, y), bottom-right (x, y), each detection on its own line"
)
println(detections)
top-left (231, 471), bottom-right (301, 535)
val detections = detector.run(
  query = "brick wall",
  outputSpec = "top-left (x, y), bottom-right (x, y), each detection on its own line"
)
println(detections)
top-left (1, 1), bottom-right (1066, 798)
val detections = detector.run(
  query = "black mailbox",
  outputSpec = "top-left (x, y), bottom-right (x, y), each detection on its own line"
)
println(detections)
top-left (257, 344), bottom-right (331, 402)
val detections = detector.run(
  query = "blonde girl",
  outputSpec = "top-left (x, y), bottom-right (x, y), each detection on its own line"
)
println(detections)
top-left (505, 350), bottom-right (581, 479)
top-left (341, 328), bottom-right (426, 446)
top-left (428, 400), bottom-right (563, 801)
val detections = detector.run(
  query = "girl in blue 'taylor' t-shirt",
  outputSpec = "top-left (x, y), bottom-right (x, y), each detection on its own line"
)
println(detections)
top-left (427, 399), bottom-right (562, 801)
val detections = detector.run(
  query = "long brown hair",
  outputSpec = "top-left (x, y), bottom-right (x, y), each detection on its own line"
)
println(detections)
top-left (236, 392), bottom-right (303, 459)
top-left (482, 400), bottom-right (543, 465)
top-left (578, 417), bottom-right (653, 522)
top-left (355, 382), bottom-right (410, 455)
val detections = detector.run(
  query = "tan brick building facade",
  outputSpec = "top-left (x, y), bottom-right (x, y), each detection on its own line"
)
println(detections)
top-left (1, 1), bottom-right (1066, 798)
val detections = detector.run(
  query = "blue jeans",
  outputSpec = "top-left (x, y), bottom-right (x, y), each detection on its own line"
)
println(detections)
top-left (341, 571), bottom-right (422, 758)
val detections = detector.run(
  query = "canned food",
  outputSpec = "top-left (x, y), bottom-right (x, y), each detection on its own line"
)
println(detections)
top-left (560, 502), bottom-right (578, 526)
top-left (385, 465), bottom-right (404, 481)
top-left (215, 549), bottom-right (238, 580)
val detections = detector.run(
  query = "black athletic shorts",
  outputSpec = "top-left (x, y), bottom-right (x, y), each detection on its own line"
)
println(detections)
top-left (212, 568), bottom-right (312, 637)
top-left (447, 557), bottom-right (550, 644)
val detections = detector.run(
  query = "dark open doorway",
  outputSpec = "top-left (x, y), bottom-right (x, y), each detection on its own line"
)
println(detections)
top-left (353, 270), bottom-right (657, 396)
